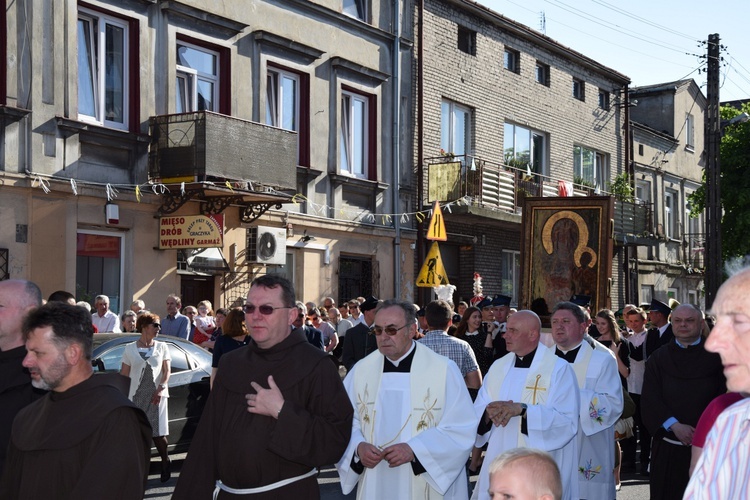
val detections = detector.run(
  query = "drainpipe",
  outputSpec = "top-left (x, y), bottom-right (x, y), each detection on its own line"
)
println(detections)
top-left (392, 0), bottom-right (402, 297)
top-left (624, 84), bottom-right (631, 304)
top-left (416, 0), bottom-right (425, 305)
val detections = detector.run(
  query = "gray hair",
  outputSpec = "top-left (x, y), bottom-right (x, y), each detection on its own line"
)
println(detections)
top-left (377, 299), bottom-right (417, 326)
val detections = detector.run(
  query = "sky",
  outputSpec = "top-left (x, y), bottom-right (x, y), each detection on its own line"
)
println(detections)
top-left (479, 0), bottom-right (750, 102)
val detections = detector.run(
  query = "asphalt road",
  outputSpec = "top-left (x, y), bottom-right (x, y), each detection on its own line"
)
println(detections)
top-left (144, 454), bottom-right (651, 499)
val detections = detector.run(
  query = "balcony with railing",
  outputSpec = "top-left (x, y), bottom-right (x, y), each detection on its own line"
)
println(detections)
top-left (424, 154), bottom-right (655, 245)
top-left (147, 111), bottom-right (295, 219)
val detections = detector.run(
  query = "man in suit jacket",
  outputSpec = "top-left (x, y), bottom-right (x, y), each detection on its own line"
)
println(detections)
top-left (630, 298), bottom-right (674, 363)
top-left (341, 296), bottom-right (380, 371)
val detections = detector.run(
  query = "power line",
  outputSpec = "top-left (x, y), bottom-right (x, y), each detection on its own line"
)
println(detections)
top-left (542, 0), bottom-right (688, 53)
top-left (590, 0), bottom-right (697, 41)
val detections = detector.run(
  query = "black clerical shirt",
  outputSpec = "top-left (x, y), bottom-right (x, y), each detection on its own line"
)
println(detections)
top-left (555, 345), bottom-right (581, 363)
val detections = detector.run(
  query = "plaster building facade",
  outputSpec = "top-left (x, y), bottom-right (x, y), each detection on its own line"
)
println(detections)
top-left (0, 0), bottom-right (415, 311)
top-left (411, 0), bottom-right (647, 311)
top-left (629, 79), bottom-right (707, 309)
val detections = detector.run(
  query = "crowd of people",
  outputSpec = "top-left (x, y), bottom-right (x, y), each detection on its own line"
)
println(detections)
top-left (2, 271), bottom-right (750, 499)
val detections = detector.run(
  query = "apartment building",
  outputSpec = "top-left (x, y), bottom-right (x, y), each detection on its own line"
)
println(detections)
top-left (630, 79), bottom-right (706, 308)
top-left (0, 0), bottom-right (414, 309)
top-left (411, 0), bottom-right (644, 310)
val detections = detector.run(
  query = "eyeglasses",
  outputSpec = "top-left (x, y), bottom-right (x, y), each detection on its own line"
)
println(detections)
top-left (369, 324), bottom-right (409, 336)
top-left (185, 311), bottom-right (197, 316)
top-left (150, 323), bottom-right (161, 329)
top-left (242, 304), bottom-right (293, 315)
top-left (349, 306), bottom-right (359, 310)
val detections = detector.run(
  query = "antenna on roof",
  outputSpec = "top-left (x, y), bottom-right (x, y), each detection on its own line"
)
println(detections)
top-left (540, 11), bottom-right (546, 35)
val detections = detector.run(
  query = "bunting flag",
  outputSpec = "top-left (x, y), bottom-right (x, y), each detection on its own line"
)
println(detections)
top-left (22, 172), bottom-right (473, 226)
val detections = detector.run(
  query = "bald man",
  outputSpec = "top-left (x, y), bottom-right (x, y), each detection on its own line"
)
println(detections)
top-left (0, 280), bottom-right (44, 476)
top-left (473, 310), bottom-right (580, 500)
top-left (488, 448), bottom-right (563, 500)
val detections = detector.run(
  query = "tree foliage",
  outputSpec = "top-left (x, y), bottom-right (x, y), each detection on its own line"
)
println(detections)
top-left (688, 103), bottom-right (750, 260)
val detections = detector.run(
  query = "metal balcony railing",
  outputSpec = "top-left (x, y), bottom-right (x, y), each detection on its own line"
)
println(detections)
top-left (424, 154), bottom-right (654, 243)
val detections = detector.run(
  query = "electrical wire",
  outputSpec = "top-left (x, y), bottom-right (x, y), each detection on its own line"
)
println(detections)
top-left (590, 0), bottom-right (697, 41)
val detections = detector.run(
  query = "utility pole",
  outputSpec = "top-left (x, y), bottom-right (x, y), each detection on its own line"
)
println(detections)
top-left (704, 33), bottom-right (721, 309)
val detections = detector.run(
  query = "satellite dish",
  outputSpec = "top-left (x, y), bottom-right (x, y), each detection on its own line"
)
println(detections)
top-left (258, 232), bottom-right (277, 260)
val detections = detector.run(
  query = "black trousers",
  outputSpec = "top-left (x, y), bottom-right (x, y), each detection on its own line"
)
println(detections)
top-left (650, 436), bottom-right (690, 500)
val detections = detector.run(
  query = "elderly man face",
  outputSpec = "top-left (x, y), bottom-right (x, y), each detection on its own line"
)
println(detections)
top-left (166, 296), bottom-right (180, 316)
top-left (504, 311), bottom-right (540, 357)
top-left (707, 269), bottom-right (750, 393)
top-left (373, 305), bottom-right (416, 361)
top-left (95, 298), bottom-right (109, 317)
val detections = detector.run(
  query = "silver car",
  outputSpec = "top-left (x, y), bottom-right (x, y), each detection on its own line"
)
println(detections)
top-left (91, 333), bottom-right (211, 454)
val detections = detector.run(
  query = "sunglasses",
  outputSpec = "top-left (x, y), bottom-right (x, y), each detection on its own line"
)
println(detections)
top-left (369, 324), bottom-right (409, 336)
top-left (150, 323), bottom-right (161, 329)
top-left (242, 304), bottom-right (293, 315)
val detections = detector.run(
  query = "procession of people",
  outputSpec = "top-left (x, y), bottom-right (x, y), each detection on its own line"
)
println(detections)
top-left (0, 271), bottom-right (745, 500)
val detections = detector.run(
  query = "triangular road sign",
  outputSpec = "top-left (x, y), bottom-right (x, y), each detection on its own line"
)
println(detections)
top-left (416, 241), bottom-right (449, 287)
top-left (426, 201), bottom-right (447, 241)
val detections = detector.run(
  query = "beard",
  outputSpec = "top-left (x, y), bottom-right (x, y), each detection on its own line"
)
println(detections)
top-left (30, 352), bottom-right (71, 391)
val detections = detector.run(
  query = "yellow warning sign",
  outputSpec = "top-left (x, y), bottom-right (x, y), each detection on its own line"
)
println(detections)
top-left (426, 201), bottom-right (447, 241)
top-left (416, 242), bottom-right (449, 287)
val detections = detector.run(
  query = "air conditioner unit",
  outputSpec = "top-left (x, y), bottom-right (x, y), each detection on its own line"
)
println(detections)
top-left (255, 226), bottom-right (287, 265)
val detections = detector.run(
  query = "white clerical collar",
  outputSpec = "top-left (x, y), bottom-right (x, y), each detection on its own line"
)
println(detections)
top-left (559, 341), bottom-right (584, 354)
top-left (388, 341), bottom-right (416, 367)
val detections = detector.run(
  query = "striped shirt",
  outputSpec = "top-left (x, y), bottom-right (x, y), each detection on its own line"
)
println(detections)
top-left (417, 330), bottom-right (479, 377)
top-left (684, 398), bottom-right (750, 499)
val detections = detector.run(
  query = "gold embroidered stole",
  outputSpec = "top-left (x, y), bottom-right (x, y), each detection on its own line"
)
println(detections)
top-left (571, 341), bottom-right (594, 388)
top-left (352, 344), bottom-right (448, 500)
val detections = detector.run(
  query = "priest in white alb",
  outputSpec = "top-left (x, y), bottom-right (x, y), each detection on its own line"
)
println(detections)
top-left (551, 302), bottom-right (623, 500)
top-left (473, 310), bottom-right (580, 500)
top-left (337, 299), bottom-right (478, 499)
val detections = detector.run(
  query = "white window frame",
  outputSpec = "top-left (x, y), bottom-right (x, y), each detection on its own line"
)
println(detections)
top-left (504, 123), bottom-right (547, 175)
top-left (440, 99), bottom-right (471, 161)
top-left (176, 42), bottom-right (220, 112)
top-left (636, 180), bottom-right (651, 202)
top-left (664, 189), bottom-right (678, 239)
top-left (685, 114), bottom-right (695, 150)
top-left (340, 90), bottom-right (369, 178)
top-left (77, 8), bottom-right (129, 130)
top-left (342, 0), bottom-right (368, 22)
top-left (573, 145), bottom-right (607, 191)
top-left (501, 250), bottom-right (521, 306)
top-left (266, 68), bottom-right (300, 162)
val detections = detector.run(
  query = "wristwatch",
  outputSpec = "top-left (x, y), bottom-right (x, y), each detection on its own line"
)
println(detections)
top-left (519, 403), bottom-right (528, 417)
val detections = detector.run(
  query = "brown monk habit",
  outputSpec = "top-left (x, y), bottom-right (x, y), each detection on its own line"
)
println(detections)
top-left (173, 329), bottom-right (353, 499)
top-left (0, 372), bottom-right (151, 499)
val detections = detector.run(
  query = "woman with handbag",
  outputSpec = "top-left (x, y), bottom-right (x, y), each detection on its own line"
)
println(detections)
top-left (121, 312), bottom-right (172, 483)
